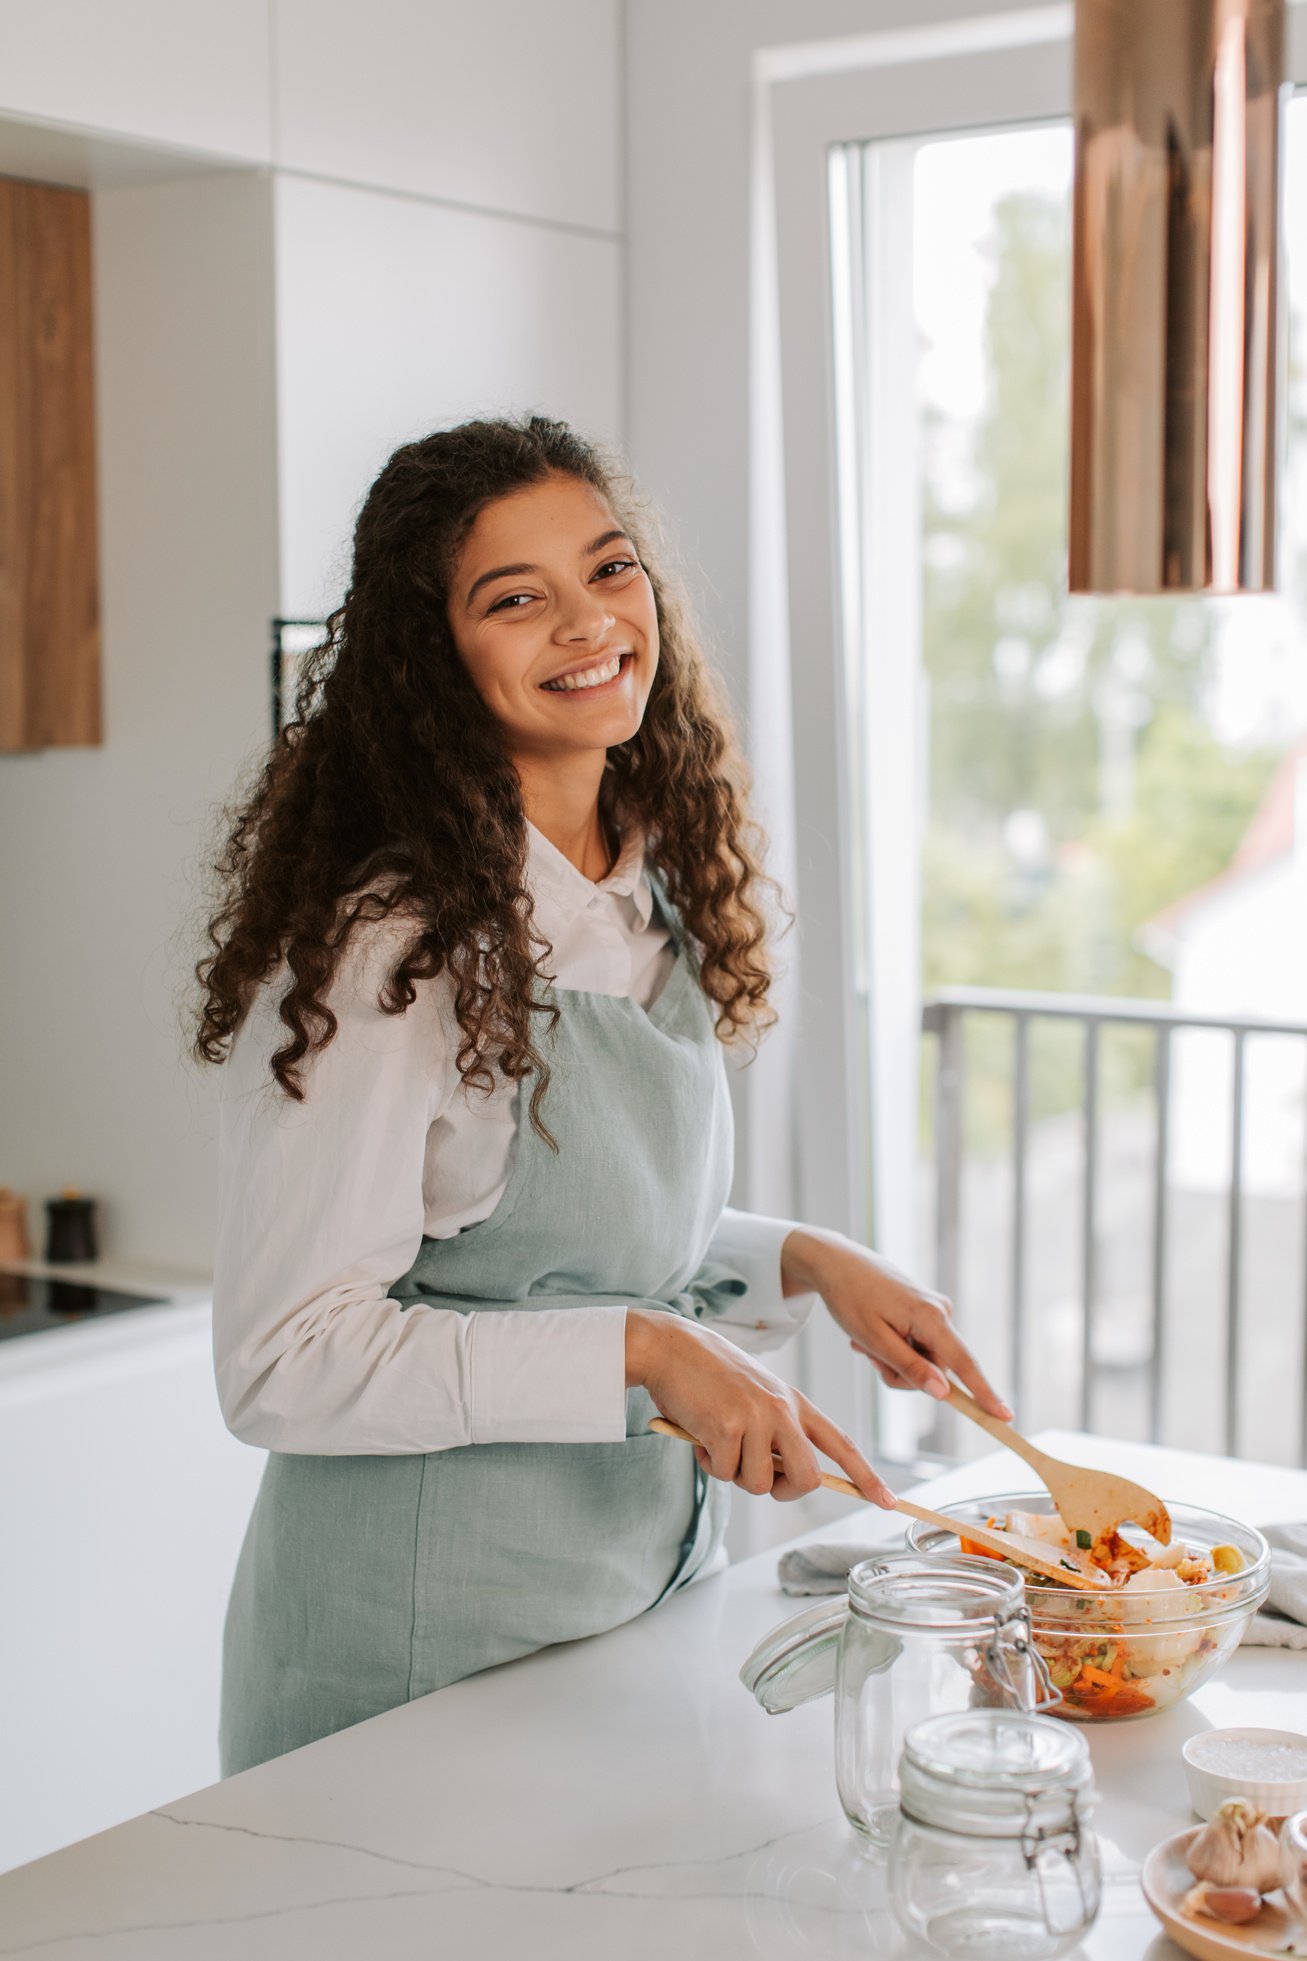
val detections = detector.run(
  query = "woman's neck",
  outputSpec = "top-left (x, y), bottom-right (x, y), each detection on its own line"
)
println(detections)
top-left (517, 754), bottom-right (614, 882)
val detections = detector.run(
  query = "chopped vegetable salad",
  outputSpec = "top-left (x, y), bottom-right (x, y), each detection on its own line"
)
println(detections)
top-left (958, 1507), bottom-right (1248, 1721)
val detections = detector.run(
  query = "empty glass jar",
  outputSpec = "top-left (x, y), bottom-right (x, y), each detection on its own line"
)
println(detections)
top-left (739, 1553), bottom-right (1057, 1847)
top-left (891, 1709), bottom-right (1101, 1959)
top-left (836, 1555), bottom-right (1055, 1844)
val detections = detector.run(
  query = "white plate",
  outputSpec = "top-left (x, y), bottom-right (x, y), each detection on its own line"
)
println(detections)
top-left (1141, 1828), bottom-right (1306, 1960)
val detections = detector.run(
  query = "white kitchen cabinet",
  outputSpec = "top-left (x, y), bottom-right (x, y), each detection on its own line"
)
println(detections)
top-left (0, 1291), bottom-right (265, 1874)
top-left (0, 0), bottom-right (271, 161)
top-left (273, 0), bottom-right (621, 233)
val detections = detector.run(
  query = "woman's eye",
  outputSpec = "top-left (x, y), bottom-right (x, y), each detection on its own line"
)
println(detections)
top-left (487, 561), bottom-right (637, 612)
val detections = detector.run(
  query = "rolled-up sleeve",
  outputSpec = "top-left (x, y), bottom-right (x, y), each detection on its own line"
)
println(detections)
top-left (212, 923), bottom-right (628, 1454)
top-left (696, 1207), bottom-right (819, 1353)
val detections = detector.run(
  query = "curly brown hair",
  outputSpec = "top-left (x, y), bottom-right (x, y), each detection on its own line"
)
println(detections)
top-left (193, 415), bottom-right (777, 1138)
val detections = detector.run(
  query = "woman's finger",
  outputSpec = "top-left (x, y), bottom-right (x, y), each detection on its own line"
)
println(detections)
top-left (800, 1401), bottom-right (896, 1510)
top-left (873, 1322), bottom-right (952, 1400)
top-left (924, 1321), bottom-right (1014, 1421)
top-left (854, 1321), bottom-right (1013, 1424)
top-left (735, 1427), bottom-right (777, 1497)
top-left (700, 1428), bottom-right (744, 1484)
top-left (768, 1420), bottom-right (822, 1501)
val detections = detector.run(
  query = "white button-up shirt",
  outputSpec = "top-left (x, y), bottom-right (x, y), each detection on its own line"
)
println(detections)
top-left (212, 824), bottom-right (814, 1454)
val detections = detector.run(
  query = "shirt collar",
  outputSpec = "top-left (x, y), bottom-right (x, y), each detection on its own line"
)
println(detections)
top-left (526, 820), bottom-right (654, 927)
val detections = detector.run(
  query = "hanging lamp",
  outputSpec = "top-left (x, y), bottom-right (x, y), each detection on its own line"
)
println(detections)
top-left (1069, 0), bottom-right (1286, 593)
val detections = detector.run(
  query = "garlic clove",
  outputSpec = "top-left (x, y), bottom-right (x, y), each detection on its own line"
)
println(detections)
top-left (1182, 1882), bottom-right (1264, 1925)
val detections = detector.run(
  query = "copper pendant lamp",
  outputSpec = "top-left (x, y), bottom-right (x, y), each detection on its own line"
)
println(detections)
top-left (1069, 0), bottom-right (1287, 594)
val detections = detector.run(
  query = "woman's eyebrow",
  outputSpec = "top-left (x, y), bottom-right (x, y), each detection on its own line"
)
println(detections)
top-left (463, 530), bottom-right (633, 607)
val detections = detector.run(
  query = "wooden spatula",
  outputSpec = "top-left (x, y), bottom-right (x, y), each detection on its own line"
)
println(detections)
top-left (945, 1383), bottom-right (1172, 1547)
top-left (648, 1417), bottom-right (1112, 1590)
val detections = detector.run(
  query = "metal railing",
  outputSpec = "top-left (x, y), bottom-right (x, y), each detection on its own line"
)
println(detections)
top-left (922, 986), bottom-right (1307, 1461)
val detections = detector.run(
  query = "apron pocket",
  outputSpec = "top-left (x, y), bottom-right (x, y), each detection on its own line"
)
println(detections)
top-left (407, 1431), bottom-right (701, 1696)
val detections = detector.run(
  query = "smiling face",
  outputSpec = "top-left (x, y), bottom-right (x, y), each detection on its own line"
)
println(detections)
top-left (447, 473), bottom-right (660, 771)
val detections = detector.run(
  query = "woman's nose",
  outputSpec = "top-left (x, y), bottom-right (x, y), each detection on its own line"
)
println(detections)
top-left (554, 589), bottom-right (616, 642)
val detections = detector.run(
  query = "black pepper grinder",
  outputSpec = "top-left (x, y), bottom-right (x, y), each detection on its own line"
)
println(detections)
top-left (45, 1190), bottom-right (98, 1264)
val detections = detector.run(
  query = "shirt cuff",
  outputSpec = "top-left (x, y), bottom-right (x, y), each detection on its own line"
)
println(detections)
top-left (704, 1208), bottom-right (819, 1347)
top-left (469, 1304), bottom-right (629, 1444)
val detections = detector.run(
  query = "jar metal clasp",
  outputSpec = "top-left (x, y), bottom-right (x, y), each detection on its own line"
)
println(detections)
top-left (984, 1605), bottom-right (1063, 1713)
top-left (1020, 1789), bottom-right (1094, 1938)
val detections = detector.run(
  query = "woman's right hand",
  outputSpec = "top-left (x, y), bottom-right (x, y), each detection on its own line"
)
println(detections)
top-left (625, 1307), bottom-right (896, 1507)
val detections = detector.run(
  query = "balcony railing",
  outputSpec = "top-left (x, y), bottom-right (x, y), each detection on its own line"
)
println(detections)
top-left (922, 987), bottom-right (1307, 1464)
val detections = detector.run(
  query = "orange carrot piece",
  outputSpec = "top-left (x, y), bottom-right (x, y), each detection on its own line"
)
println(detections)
top-left (1099, 1686), bottom-right (1153, 1716)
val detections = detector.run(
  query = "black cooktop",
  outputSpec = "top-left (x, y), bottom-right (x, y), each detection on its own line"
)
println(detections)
top-left (0, 1273), bottom-right (168, 1340)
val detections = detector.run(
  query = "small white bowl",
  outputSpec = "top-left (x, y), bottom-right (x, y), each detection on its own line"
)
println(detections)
top-left (1183, 1727), bottom-right (1307, 1820)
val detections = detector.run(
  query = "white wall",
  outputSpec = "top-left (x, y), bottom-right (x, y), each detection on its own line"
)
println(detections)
top-left (275, 173), bottom-right (622, 615)
top-left (0, 2), bottom-right (624, 1271)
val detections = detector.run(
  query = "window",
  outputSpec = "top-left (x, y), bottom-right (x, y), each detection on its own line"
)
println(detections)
top-left (827, 98), bottom-right (1307, 1461)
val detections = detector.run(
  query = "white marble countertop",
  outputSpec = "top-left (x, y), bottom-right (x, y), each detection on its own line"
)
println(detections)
top-left (3, 1432), bottom-right (1306, 1959)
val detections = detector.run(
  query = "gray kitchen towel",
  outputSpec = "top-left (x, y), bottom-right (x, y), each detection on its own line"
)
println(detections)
top-left (1242, 1523), bottom-right (1307, 1649)
top-left (779, 1523), bottom-right (1307, 1646)
top-left (778, 1543), bottom-right (884, 1596)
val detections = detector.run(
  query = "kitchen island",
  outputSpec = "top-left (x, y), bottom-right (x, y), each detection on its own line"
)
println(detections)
top-left (3, 1432), bottom-right (1305, 1958)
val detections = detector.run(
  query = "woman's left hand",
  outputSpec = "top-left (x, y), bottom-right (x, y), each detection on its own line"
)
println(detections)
top-left (781, 1228), bottom-right (1013, 1421)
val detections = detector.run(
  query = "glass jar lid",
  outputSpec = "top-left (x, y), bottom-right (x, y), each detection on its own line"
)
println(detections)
top-left (848, 1552), bottom-right (1025, 1629)
top-left (738, 1594), bottom-right (847, 1713)
top-left (899, 1710), bottom-right (1095, 1839)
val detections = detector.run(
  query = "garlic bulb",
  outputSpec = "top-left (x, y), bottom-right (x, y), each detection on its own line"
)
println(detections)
top-left (1187, 1799), bottom-right (1282, 1893)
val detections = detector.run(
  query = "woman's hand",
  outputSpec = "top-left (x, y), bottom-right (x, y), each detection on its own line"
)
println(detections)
top-left (625, 1308), bottom-right (896, 1508)
top-left (782, 1228), bottom-right (1013, 1421)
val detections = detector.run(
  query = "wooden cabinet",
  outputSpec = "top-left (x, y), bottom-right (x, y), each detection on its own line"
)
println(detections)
top-left (0, 177), bottom-right (101, 752)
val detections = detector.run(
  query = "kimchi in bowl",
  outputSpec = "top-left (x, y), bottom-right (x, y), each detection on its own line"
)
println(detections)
top-left (906, 1492), bottom-right (1269, 1721)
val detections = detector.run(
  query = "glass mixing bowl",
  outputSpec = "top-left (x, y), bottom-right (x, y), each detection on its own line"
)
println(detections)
top-left (906, 1493), bottom-right (1268, 1722)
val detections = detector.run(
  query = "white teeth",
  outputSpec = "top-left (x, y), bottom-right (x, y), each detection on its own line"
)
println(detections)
top-left (543, 654), bottom-right (624, 693)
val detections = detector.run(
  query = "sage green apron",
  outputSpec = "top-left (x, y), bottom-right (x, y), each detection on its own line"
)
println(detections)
top-left (220, 903), bottom-right (743, 1774)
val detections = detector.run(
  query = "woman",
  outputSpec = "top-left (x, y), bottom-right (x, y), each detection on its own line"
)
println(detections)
top-left (197, 415), bottom-right (1008, 1775)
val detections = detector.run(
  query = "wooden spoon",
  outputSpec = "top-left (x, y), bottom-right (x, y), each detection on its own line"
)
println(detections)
top-left (945, 1382), bottom-right (1172, 1547)
top-left (648, 1417), bottom-right (1111, 1590)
